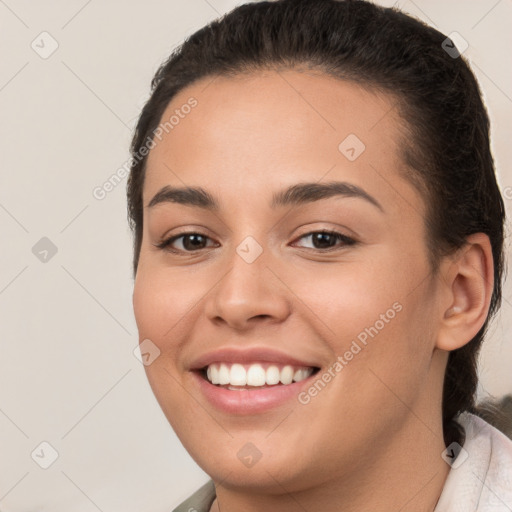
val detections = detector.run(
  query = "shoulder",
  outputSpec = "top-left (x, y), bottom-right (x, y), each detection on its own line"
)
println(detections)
top-left (435, 412), bottom-right (512, 511)
top-left (172, 479), bottom-right (216, 512)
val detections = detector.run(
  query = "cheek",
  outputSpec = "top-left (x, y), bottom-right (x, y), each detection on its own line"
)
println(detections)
top-left (132, 266), bottom-right (195, 418)
top-left (132, 263), bottom-right (199, 341)
top-left (289, 250), bottom-right (433, 385)
top-left (288, 256), bottom-right (402, 339)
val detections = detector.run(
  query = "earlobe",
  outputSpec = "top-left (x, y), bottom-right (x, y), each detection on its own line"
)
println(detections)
top-left (436, 233), bottom-right (494, 352)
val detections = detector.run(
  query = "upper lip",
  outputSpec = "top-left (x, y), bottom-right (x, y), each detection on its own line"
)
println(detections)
top-left (188, 346), bottom-right (320, 370)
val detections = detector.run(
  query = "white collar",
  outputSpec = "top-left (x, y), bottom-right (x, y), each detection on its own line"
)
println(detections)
top-left (434, 412), bottom-right (512, 511)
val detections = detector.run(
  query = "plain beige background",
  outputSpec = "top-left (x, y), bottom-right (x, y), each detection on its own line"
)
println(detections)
top-left (0, 0), bottom-right (511, 510)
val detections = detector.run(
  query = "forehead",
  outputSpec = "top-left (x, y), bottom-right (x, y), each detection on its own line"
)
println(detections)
top-left (143, 69), bottom-right (423, 216)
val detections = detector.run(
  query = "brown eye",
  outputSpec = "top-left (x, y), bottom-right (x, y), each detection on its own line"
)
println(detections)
top-left (179, 234), bottom-right (209, 251)
top-left (294, 231), bottom-right (356, 251)
top-left (154, 232), bottom-right (217, 253)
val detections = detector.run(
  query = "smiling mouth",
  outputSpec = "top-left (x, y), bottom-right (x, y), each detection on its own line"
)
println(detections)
top-left (199, 362), bottom-right (321, 390)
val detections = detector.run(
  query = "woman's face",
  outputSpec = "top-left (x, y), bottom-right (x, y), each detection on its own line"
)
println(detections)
top-left (133, 70), bottom-right (447, 491)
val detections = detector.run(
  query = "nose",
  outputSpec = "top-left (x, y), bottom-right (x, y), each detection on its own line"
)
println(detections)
top-left (204, 245), bottom-right (291, 331)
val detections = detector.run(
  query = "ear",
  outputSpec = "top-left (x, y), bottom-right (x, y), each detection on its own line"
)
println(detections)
top-left (436, 233), bottom-right (494, 351)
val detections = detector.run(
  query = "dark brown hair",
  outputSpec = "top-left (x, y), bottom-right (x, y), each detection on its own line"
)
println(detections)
top-left (127, 0), bottom-right (508, 446)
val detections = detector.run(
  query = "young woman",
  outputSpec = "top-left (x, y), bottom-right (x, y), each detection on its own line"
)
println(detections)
top-left (127, 0), bottom-right (512, 510)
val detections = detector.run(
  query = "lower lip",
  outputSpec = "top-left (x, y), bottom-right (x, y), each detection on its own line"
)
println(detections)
top-left (191, 370), bottom-right (318, 414)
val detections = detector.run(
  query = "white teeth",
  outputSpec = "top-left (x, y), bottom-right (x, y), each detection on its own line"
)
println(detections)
top-left (230, 363), bottom-right (247, 386)
top-left (280, 365), bottom-right (294, 385)
top-left (204, 363), bottom-right (315, 387)
top-left (247, 364), bottom-right (266, 386)
top-left (294, 367), bottom-right (314, 382)
top-left (218, 363), bottom-right (230, 385)
top-left (209, 365), bottom-right (219, 385)
top-left (266, 365), bottom-right (280, 385)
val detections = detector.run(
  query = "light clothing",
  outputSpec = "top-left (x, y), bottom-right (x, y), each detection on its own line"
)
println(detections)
top-left (173, 479), bottom-right (215, 512)
top-left (434, 412), bottom-right (512, 511)
top-left (173, 412), bottom-right (512, 512)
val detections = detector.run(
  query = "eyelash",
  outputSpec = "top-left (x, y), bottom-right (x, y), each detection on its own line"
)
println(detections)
top-left (153, 230), bottom-right (356, 254)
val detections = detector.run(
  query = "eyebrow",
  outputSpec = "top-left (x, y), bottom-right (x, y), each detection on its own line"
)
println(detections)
top-left (147, 181), bottom-right (384, 212)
